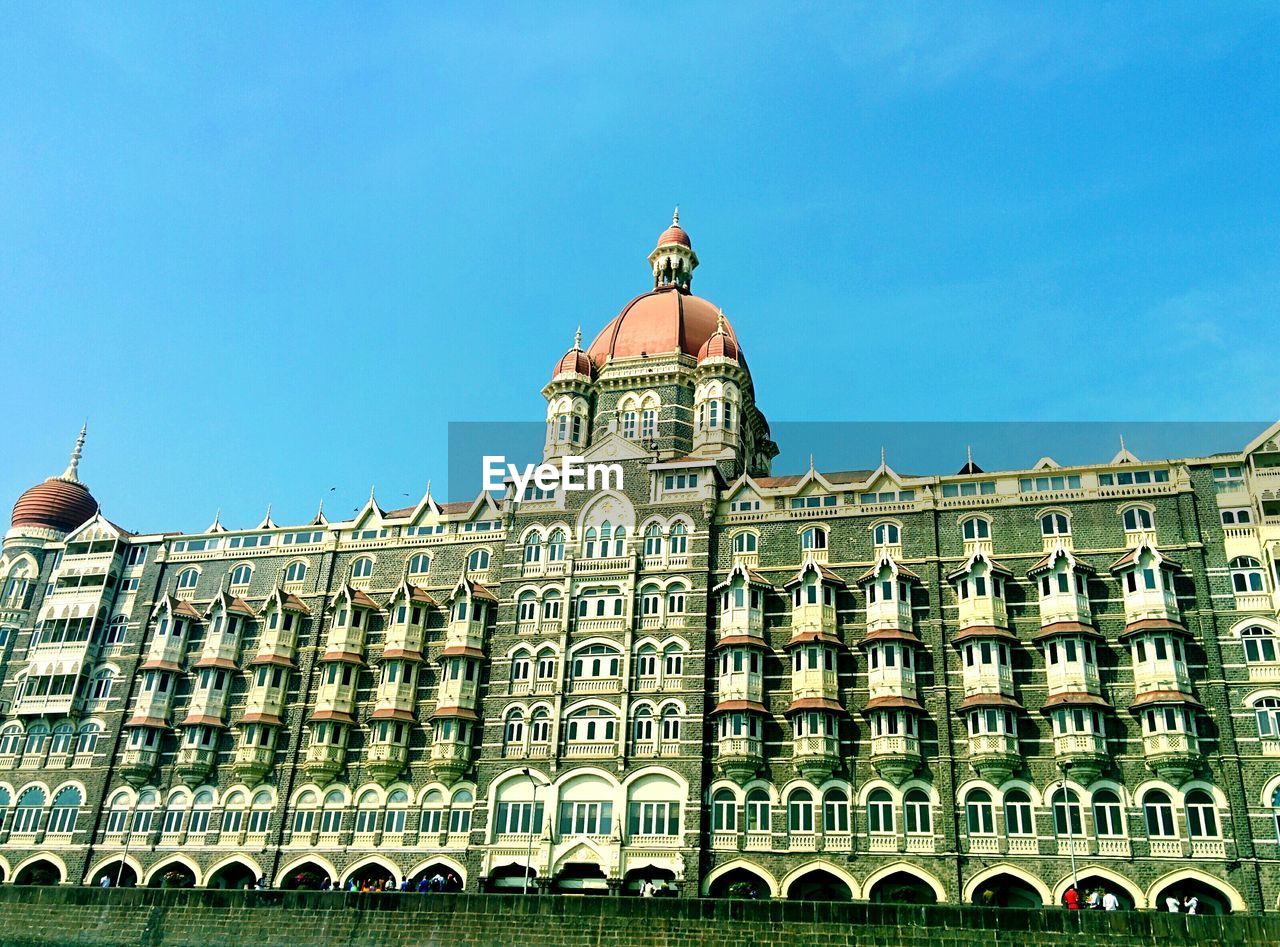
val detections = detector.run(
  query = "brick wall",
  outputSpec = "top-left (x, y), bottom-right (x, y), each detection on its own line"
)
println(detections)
top-left (0, 888), bottom-right (1275, 947)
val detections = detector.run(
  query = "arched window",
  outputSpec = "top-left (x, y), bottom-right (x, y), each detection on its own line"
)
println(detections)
top-left (961, 517), bottom-right (990, 540)
top-left (289, 791), bottom-right (315, 834)
top-left (284, 560), bottom-right (308, 584)
top-left (48, 786), bottom-right (81, 833)
top-left (663, 644), bottom-right (684, 677)
top-left (248, 790), bottom-right (272, 833)
top-left (229, 564), bottom-right (253, 587)
top-left (547, 530), bottom-right (566, 562)
top-left (105, 792), bottom-right (130, 833)
top-left (1253, 698), bottom-right (1280, 741)
top-left (49, 723), bottom-right (74, 755)
top-left (24, 722), bottom-right (49, 758)
top-left (354, 791), bottom-right (380, 834)
top-left (612, 525), bottom-right (627, 557)
top-left (1185, 789), bottom-right (1219, 838)
top-left (517, 592), bottom-right (537, 623)
top-left (873, 522), bottom-right (900, 546)
top-left (1051, 787), bottom-right (1083, 836)
top-left (787, 788), bottom-right (814, 833)
top-left (1092, 789), bottom-right (1124, 837)
top-left (712, 788), bottom-right (737, 831)
top-left (407, 554), bottom-right (431, 577)
top-left (449, 789), bottom-right (474, 834)
top-left (1004, 789), bottom-right (1034, 836)
top-left (12, 786), bottom-right (45, 833)
top-left (965, 789), bottom-right (994, 835)
top-left (176, 568), bottom-right (200, 590)
top-left (386, 789), bottom-right (409, 834)
top-left (542, 591), bottom-right (562, 620)
top-left (504, 709), bottom-right (525, 746)
top-left (133, 790), bottom-right (158, 834)
top-left (162, 794), bottom-right (188, 834)
top-left (801, 527), bottom-right (827, 551)
top-left (732, 532), bottom-right (758, 554)
top-left (572, 644), bottom-right (621, 678)
top-left (1041, 513), bottom-right (1069, 536)
top-left (904, 789), bottom-right (932, 835)
top-left (639, 585), bottom-right (661, 617)
top-left (666, 587), bottom-right (687, 616)
top-left (1243, 626), bottom-right (1279, 664)
top-left (0, 724), bottom-right (22, 755)
top-left (668, 523), bottom-right (688, 555)
top-left (105, 616), bottom-right (128, 644)
top-left (523, 532), bottom-right (542, 563)
top-left (643, 523), bottom-right (663, 557)
top-left (320, 790), bottom-right (344, 833)
top-left (351, 557), bottom-right (374, 580)
top-left (746, 788), bottom-right (771, 832)
top-left (467, 549), bottom-right (490, 572)
top-left (190, 790), bottom-right (213, 833)
top-left (660, 705), bottom-right (681, 741)
top-left (75, 723), bottom-right (100, 756)
top-left (421, 790), bottom-right (444, 834)
top-left (1232, 557), bottom-right (1266, 593)
top-left (866, 788), bottom-right (893, 834)
top-left (633, 706), bottom-right (654, 743)
top-left (566, 706), bottom-right (617, 743)
top-left (510, 649), bottom-right (532, 683)
top-left (1122, 507), bottom-right (1153, 531)
top-left (622, 409), bottom-right (638, 440)
top-left (1143, 789), bottom-right (1176, 837)
top-left (530, 707), bottom-right (551, 743)
top-left (1272, 786), bottom-right (1280, 844)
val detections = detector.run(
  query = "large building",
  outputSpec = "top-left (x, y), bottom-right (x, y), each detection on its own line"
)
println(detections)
top-left (2, 215), bottom-right (1280, 913)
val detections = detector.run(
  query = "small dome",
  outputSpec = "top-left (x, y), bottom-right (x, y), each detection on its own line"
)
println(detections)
top-left (655, 223), bottom-right (691, 249)
top-left (12, 477), bottom-right (98, 533)
top-left (552, 347), bottom-right (595, 380)
top-left (10, 426), bottom-right (99, 534)
top-left (698, 314), bottom-right (740, 364)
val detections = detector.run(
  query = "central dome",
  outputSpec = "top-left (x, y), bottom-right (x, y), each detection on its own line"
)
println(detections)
top-left (587, 285), bottom-right (740, 367)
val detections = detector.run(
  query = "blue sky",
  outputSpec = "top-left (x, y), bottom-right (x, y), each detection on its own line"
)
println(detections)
top-left (1, 4), bottom-right (1277, 532)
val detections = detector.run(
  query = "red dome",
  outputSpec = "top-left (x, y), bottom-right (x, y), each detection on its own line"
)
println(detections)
top-left (586, 286), bottom-right (742, 367)
top-left (698, 325), bottom-right (740, 363)
top-left (551, 346), bottom-right (595, 380)
top-left (655, 223), bottom-right (691, 249)
top-left (12, 476), bottom-right (98, 533)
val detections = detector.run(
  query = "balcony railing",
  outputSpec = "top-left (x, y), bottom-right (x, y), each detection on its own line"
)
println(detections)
top-left (961, 664), bottom-right (1014, 697)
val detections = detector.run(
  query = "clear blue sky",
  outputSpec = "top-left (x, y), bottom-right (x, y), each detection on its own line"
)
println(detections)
top-left (2, 4), bottom-right (1277, 533)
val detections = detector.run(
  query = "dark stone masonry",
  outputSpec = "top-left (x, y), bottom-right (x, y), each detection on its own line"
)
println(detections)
top-left (0, 887), bottom-right (1274, 947)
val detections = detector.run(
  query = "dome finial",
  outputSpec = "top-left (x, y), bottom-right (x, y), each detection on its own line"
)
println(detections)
top-left (574, 325), bottom-right (582, 349)
top-left (716, 308), bottom-right (726, 334)
top-left (672, 205), bottom-right (679, 225)
top-left (62, 423), bottom-right (87, 481)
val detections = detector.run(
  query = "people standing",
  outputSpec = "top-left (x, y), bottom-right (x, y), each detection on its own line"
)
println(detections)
top-left (1184, 895), bottom-right (1199, 915)
top-left (1086, 888), bottom-right (1101, 910)
top-left (1102, 891), bottom-right (1120, 912)
top-left (99, 875), bottom-right (111, 889)
top-left (1064, 887), bottom-right (1080, 910)
top-left (1166, 895), bottom-right (1181, 913)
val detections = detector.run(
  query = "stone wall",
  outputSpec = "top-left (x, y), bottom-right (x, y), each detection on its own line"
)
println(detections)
top-left (0, 888), bottom-right (1275, 947)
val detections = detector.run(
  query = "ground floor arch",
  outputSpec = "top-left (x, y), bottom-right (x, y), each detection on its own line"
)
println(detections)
top-left (703, 860), bottom-right (778, 899)
top-left (1148, 869), bottom-right (1245, 915)
top-left (863, 864), bottom-right (944, 904)
top-left (1054, 867), bottom-right (1145, 910)
top-left (623, 865), bottom-right (675, 896)
top-left (13, 854), bottom-right (67, 887)
top-left (342, 857), bottom-right (403, 889)
top-left (407, 856), bottom-right (466, 891)
top-left (145, 855), bottom-right (201, 889)
top-left (781, 862), bottom-right (858, 902)
top-left (554, 860), bottom-right (609, 895)
top-left (276, 855), bottom-right (338, 890)
top-left (85, 855), bottom-right (138, 889)
top-left (483, 862), bottom-right (538, 893)
top-left (204, 856), bottom-right (261, 890)
top-left (964, 865), bottom-right (1051, 908)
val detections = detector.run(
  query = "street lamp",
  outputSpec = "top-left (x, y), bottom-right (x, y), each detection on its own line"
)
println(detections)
top-left (1055, 762), bottom-right (1079, 900)
top-left (522, 768), bottom-right (538, 895)
top-left (116, 797), bottom-right (139, 889)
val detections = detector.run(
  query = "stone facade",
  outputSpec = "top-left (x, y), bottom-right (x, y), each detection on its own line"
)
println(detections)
top-left (1, 218), bottom-right (1280, 913)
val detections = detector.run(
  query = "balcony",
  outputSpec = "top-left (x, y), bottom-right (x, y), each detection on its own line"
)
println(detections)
top-left (1189, 838), bottom-right (1227, 859)
top-left (792, 735), bottom-right (840, 781)
top-left (196, 635), bottom-right (241, 669)
top-left (175, 746), bottom-right (217, 786)
top-left (867, 664), bottom-right (916, 701)
top-left (718, 672), bottom-right (763, 705)
top-left (957, 595), bottom-right (1007, 631)
top-left (373, 681), bottom-right (418, 718)
top-left (119, 746), bottom-right (159, 786)
top-left (13, 693), bottom-right (78, 717)
top-left (428, 739), bottom-right (472, 785)
top-left (303, 742), bottom-right (346, 782)
top-left (573, 555), bottom-right (633, 575)
top-left (1132, 659), bottom-right (1191, 696)
top-left (1052, 732), bottom-right (1108, 782)
top-left (315, 679), bottom-right (359, 715)
top-left (1123, 587), bottom-right (1179, 624)
top-left (243, 686), bottom-right (287, 722)
top-left (1096, 837), bottom-right (1131, 857)
top-left (865, 598), bottom-right (912, 634)
top-left (961, 663), bottom-right (1014, 698)
top-left (1038, 591), bottom-right (1091, 626)
top-left (1045, 661), bottom-right (1101, 696)
top-left (967, 733), bottom-right (1020, 783)
top-left (143, 634), bottom-right (189, 669)
top-left (791, 668), bottom-right (839, 701)
top-left (383, 621), bottom-right (425, 655)
top-left (322, 623), bottom-right (366, 658)
top-left (562, 741), bottom-right (615, 759)
top-left (575, 616), bottom-right (627, 633)
top-left (715, 736), bottom-right (762, 782)
top-left (719, 606), bottom-right (765, 638)
top-left (869, 734), bottom-right (921, 784)
top-left (568, 677), bottom-right (621, 695)
top-left (791, 602), bottom-right (837, 636)
top-left (1148, 838), bottom-right (1184, 858)
top-left (366, 742), bottom-right (408, 785)
top-left (185, 689), bottom-right (229, 724)
top-left (444, 616), bottom-right (486, 653)
top-left (1141, 732), bottom-right (1201, 783)
top-left (232, 744), bottom-right (275, 783)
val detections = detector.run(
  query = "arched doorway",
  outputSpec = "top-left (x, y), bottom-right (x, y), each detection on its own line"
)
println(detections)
top-left (147, 860), bottom-right (196, 889)
top-left (346, 860), bottom-right (400, 890)
top-left (281, 860), bottom-right (332, 890)
top-left (868, 871), bottom-right (938, 904)
top-left (484, 862), bottom-right (538, 893)
top-left (1151, 877), bottom-right (1234, 915)
top-left (206, 860), bottom-right (258, 890)
top-left (623, 866), bottom-right (675, 897)
top-left (90, 860), bottom-right (136, 889)
top-left (554, 862), bottom-right (608, 895)
top-left (14, 859), bottom-right (63, 887)
top-left (708, 866), bottom-right (771, 899)
top-left (409, 861), bottom-right (464, 892)
top-left (787, 869), bottom-right (853, 902)
top-left (1071, 873), bottom-right (1136, 910)
top-left (971, 872), bottom-right (1042, 908)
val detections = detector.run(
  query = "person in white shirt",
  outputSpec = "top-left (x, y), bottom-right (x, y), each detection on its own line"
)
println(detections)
top-left (1086, 889), bottom-right (1101, 910)
top-left (1184, 896), bottom-right (1199, 915)
top-left (1103, 891), bottom-right (1120, 912)
top-left (1166, 896), bottom-right (1181, 912)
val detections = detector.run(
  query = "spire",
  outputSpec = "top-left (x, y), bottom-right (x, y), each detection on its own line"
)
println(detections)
top-left (61, 424), bottom-right (87, 481)
top-left (574, 325), bottom-right (582, 349)
top-left (716, 309), bottom-right (726, 334)
top-left (256, 503), bottom-right (276, 530)
top-left (957, 445), bottom-right (984, 476)
top-left (206, 508), bottom-right (226, 533)
top-left (672, 205), bottom-right (679, 226)
top-left (880, 446), bottom-right (887, 468)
